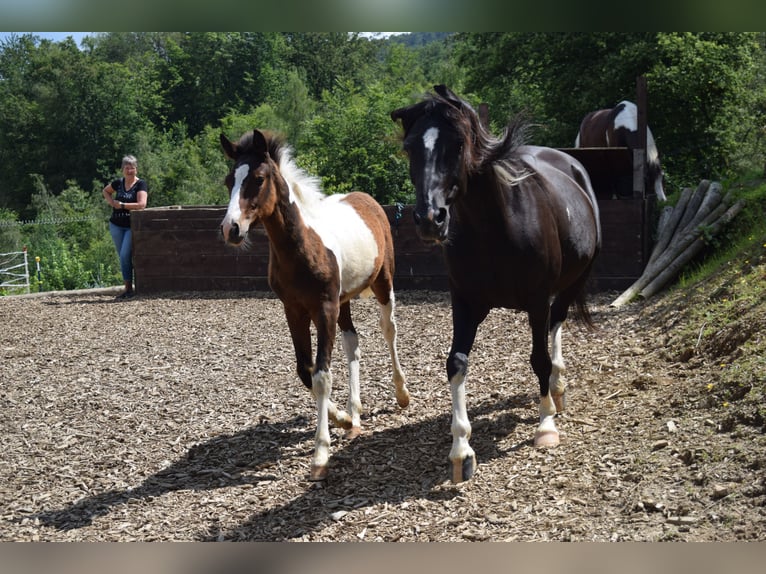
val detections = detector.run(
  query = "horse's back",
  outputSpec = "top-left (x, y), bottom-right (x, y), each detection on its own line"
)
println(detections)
top-left (519, 146), bottom-right (597, 201)
top-left (517, 145), bottom-right (602, 251)
top-left (576, 108), bottom-right (612, 147)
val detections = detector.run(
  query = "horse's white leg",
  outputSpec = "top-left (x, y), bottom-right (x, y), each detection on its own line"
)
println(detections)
top-left (379, 291), bottom-right (410, 408)
top-left (449, 356), bottom-right (476, 483)
top-left (535, 391), bottom-right (560, 448)
top-left (550, 320), bottom-right (567, 412)
top-left (310, 368), bottom-right (333, 480)
top-left (340, 329), bottom-right (363, 437)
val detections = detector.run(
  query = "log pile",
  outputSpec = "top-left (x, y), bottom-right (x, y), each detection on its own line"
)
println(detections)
top-left (611, 180), bottom-right (746, 307)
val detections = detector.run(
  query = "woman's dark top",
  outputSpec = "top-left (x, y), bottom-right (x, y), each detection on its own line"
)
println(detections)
top-left (109, 177), bottom-right (147, 228)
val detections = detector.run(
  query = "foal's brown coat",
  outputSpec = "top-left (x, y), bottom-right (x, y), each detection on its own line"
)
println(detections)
top-left (219, 129), bottom-right (409, 480)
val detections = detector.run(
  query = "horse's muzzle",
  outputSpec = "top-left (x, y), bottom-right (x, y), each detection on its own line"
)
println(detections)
top-left (413, 207), bottom-right (449, 243)
top-left (222, 221), bottom-right (244, 246)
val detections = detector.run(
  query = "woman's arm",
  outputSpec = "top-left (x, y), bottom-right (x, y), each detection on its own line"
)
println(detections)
top-left (121, 189), bottom-right (148, 210)
top-left (102, 184), bottom-right (119, 208)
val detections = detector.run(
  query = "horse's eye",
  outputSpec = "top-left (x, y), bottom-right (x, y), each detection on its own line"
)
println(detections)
top-left (253, 176), bottom-right (264, 188)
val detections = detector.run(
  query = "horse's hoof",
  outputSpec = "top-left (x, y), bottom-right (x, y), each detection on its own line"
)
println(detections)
top-left (552, 392), bottom-right (566, 413)
top-left (331, 413), bottom-right (354, 430)
top-left (396, 391), bottom-right (410, 409)
top-left (344, 426), bottom-right (362, 440)
top-left (309, 463), bottom-right (328, 481)
top-left (534, 429), bottom-right (560, 448)
top-left (450, 454), bottom-right (476, 483)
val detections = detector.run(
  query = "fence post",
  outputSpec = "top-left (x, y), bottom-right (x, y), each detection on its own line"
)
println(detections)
top-left (23, 247), bottom-right (30, 294)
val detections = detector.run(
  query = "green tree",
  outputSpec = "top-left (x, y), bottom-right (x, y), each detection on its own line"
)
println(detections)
top-left (300, 79), bottom-right (414, 205)
top-left (454, 32), bottom-right (763, 189)
top-left (0, 33), bottom-right (158, 217)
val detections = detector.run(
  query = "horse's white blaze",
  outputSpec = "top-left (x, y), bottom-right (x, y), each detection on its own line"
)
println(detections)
top-left (449, 369), bottom-right (474, 467)
top-left (422, 127), bottom-right (445, 214)
top-left (223, 164), bottom-right (248, 237)
top-left (423, 126), bottom-right (439, 152)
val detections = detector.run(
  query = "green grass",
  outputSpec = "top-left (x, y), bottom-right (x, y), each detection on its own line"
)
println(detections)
top-left (659, 176), bottom-right (766, 429)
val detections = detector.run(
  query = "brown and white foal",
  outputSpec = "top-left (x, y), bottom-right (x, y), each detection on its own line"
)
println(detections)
top-left (219, 129), bottom-right (410, 480)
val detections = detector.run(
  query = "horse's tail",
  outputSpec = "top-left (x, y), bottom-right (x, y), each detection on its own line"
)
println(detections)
top-left (570, 259), bottom-right (599, 330)
top-left (573, 286), bottom-right (596, 330)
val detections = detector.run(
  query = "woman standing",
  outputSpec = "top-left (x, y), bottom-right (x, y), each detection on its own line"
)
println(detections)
top-left (102, 155), bottom-right (148, 300)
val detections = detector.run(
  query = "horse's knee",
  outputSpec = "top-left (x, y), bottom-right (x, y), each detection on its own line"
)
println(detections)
top-left (447, 352), bottom-right (468, 381)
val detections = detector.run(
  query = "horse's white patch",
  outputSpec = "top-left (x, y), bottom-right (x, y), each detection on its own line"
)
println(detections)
top-left (295, 195), bottom-right (378, 296)
top-left (613, 100), bottom-right (638, 132)
top-left (646, 128), bottom-right (660, 164)
top-left (423, 127), bottom-right (439, 152)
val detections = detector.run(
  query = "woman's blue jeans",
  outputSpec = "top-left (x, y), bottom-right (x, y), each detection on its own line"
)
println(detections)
top-left (109, 222), bottom-right (133, 284)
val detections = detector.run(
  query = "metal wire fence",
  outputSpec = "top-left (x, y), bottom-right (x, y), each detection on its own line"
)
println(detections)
top-left (0, 248), bottom-right (30, 294)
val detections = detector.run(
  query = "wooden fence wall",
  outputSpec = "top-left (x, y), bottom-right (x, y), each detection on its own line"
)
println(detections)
top-left (132, 199), bottom-right (652, 294)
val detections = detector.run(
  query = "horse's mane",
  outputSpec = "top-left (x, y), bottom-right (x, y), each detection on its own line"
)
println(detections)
top-left (427, 91), bottom-right (533, 184)
top-left (236, 130), bottom-right (325, 209)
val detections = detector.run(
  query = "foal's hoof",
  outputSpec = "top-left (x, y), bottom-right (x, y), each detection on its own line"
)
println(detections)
top-left (534, 429), bottom-right (560, 448)
top-left (450, 454), bottom-right (477, 483)
top-left (396, 390), bottom-right (410, 409)
top-left (344, 426), bottom-right (362, 440)
top-left (331, 412), bottom-right (354, 430)
top-left (309, 463), bottom-right (328, 481)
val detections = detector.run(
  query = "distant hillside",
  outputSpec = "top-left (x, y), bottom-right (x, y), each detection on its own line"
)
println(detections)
top-left (387, 32), bottom-right (454, 46)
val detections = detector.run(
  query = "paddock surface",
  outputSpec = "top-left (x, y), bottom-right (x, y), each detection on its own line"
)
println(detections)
top-left (1, 288), bottom-right (763, 541)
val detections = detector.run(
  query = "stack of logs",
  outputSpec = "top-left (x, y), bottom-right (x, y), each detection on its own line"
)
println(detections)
top-left (611, 180), bottom-right (746, 307)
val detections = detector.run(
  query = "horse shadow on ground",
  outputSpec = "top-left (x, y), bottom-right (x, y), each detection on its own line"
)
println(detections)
top-left (32, 393), bottom-right (536, 540)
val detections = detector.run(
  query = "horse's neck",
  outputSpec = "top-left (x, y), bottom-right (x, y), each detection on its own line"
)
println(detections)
top-left (456, 171), bottom-right (505, 224)
top-left (260, 184), bottom-right (311, 255)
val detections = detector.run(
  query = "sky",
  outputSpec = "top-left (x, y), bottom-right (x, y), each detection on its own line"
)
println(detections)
top-left (0, 31), bottom-right (91, 44)
top-left (0, 32), bottom-right (399, 46)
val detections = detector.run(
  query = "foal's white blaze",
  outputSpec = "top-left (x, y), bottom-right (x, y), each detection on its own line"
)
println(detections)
top-left (222, 163), bottom-right (249, 239)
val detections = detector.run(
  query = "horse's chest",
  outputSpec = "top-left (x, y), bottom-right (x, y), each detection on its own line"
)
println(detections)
top-left (445, 225), bottom-right (547, 308)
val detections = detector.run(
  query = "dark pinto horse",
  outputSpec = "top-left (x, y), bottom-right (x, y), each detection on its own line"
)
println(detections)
top-left (575, 100), bottom-right (667, 201)
top-left (219, 129), bottom-right (410, 480)
top-left (391, 85), bottom-right (601, 483)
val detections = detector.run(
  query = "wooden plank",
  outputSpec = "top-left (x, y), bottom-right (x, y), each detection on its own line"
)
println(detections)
top-left (133, 229), bottom-right (270, 256)
top-left (133, 253), bottom-right (269, 278)
top-left (132, 201), bottom-right (652, 294)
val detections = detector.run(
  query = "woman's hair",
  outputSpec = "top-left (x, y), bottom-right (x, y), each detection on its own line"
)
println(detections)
top-left (121, 155), bottom-right (138, 168)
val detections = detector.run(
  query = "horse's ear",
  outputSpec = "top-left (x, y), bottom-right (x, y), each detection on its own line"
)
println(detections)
top-left (391, 103), bottom-right (423, 134)
top-left (220, 133), bottom-right (237, 160)
top-left (252, 129), bottom-right (268, 155)
top-left (434, 84), bottom-right (463, 109)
